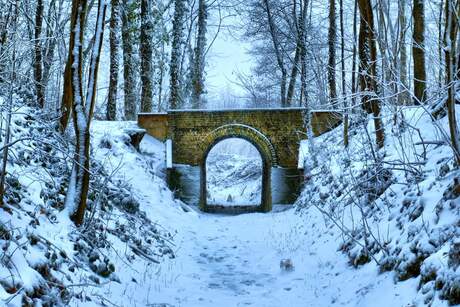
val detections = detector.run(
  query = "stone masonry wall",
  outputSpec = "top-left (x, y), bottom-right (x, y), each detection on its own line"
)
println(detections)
top-left (138, 108), bottom-right (341, 169)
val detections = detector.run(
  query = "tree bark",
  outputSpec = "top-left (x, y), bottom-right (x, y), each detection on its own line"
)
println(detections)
top-left (41, 1), bottom-right (60, 101)
top-left (122, 0), bottom-right (137, 120)
top-left (60, 0), bottom-right (83, 131)
top-left (263, 0), bottom-right (287, 107)
top-left (107, 0), bottom-right (121, 120)
top-left (444, 0), bottom-right (460, 163)
top-left (357, 0), bottom-right (384, 148)
top-left (412, 0), bottom-right (427, 104)
top-left (34, 0), bottom-right (44, 108)
top-left (328, 0), bottom-right (337, 102)
top-left (140, 0), bottom-right (154, 113)
top-left (300, 0), bottom-right (317, 167)
top-left (398, 0), bottom-right (409, 105)
top-left (0, 3), bottom-right (17, 207)
top-left (351, 0), bottom-right (358, 105)
top-left (340, 0), bottom-right (348, 147)
top-left (191, 0), bottom-right (207, 109)
top-left (66, 0), bottom-right (107, 226)
top-left (287, 0), bottom-right (307, 106)
top-left (169, 0), bottom-right (186, 109)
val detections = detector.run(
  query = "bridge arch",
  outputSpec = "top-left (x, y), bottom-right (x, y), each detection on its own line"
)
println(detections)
top-left (199, 124), bottom-right (274, 213)
top-left (138, 108), bottom-right (342, 213)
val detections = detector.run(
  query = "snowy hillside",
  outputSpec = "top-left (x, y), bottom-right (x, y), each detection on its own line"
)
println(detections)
top-left (298, 106), bottom-right (460, 306)
top-left (1, 105), bottom-right (459, 306)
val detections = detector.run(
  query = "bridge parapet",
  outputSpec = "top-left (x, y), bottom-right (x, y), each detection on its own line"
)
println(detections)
top-left (139, 108), bottom-right (341, 169)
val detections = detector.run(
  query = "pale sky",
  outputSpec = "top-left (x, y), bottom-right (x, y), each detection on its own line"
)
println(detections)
top-left (204, 14), bottom-right (254, 107)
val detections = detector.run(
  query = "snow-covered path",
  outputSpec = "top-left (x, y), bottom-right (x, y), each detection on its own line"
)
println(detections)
top-left (144, 206), bottom-right (419, 307)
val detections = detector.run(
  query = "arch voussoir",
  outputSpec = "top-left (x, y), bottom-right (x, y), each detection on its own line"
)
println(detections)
top-left (199, 124), bottom-right (275, 213)
top-left (200, 124), bottom-right (278, 167)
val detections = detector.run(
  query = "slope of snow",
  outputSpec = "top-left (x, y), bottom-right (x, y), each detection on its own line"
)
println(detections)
top-left (70, 112), bottom-right (455, 306)
top-left (298, 105), bottom-right (460, 306)
top-left (2, 104), bottom-right (458, 306)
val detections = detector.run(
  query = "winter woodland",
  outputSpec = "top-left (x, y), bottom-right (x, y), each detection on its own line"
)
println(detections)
top-left (0, 0), bottom-right (459, 306)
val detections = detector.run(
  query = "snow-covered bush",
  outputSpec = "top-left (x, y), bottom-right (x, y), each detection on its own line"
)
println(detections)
top-left (297, 106), bottom-right (460, 305)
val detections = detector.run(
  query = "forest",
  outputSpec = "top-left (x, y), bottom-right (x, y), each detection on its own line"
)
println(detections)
top-left (0, 0), bottom-right (459, 306)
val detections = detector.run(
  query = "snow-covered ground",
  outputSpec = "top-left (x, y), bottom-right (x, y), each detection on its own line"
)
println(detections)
top-left (73, 123), bottom-right (418, 306)
top-left (205, 138), bottom-right (262, 206)
top-left (74, 110), bottom-right (455, 306)
top-left (1, 105), bottom-right (458, 306)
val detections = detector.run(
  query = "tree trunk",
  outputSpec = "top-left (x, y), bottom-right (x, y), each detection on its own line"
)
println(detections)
top-left (64, 0), bottom-right (87, 222)
top-left (0, 3), bottom-right (17, 207)
top-left (351, 0), bottom-right (358, 105)
top-left (398, 0), bottom-right (409, 105)
top-left (300, 0), bottom-right (317, 167)
top-left (41, 1), bottom-right (60, 101)
top-left (263, 0), bottom-right (287, 107)
top-left (34, 0), bottom-right (44, 108)
top-left (287, 44), bottom-right (300, 106)
top-left (122, 0), bottom-right (137, 120)
top-left (169, 0), bottom-right (186, 109)
top-left (357, 0), bottom-right (384, 148)
top-left (444, 0), bottom-right (460, 163)
top-left (60, 0), bottom-right (82, 131)
top-left (107, 0), bottom-right (121, 120)
top-left (65, 0), bottom-right (107, 226)
top-left (140, 0), bottom-right (154, 113)
top-left (191, 0), bottom-right (207, 109)
top-left (438, 0), bottom-right (444, 89)
top-left (412, 0), bottom-right (427, 104)
top-left (328, 0), bottom-right (337, 103)
top-left (340, 0), bottom-right (348, 147)
top-left (287, 0), bottom-right (306, 106)
top-left (0, 4), bottom-right (13, 83)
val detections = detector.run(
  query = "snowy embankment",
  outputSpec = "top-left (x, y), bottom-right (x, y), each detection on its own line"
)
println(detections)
top-left (298, 106), bottom-right (460, 306)
top-left (0, 112), bottom-right (176, 306)
top-left (1, 105), bottom-right (458, 306)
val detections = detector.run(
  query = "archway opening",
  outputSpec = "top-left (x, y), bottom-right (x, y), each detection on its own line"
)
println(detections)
top-left (205, 138), bottom-right (262, 208)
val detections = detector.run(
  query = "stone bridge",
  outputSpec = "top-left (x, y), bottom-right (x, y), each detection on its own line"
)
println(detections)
top-left (138, 108), bottom-right (341, 213)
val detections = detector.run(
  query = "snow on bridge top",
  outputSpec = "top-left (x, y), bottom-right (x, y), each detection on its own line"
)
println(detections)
top-left (138, 107), bottom-right (336, 114)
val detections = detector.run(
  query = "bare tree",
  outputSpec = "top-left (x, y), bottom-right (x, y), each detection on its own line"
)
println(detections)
top-left (357, 0), bottom-right (384, 148)
top-left (122, 0), bottom-right (138, 120)
top-left (170, 0), bottom-right (186, 109)
top-left (107, 0), bottom-right (121, 120)
top-left (262, 0), bottom-right (287, 107)
top-left (0, 1), bottom-right (18, 207)
top-left (140, 0), bottom-right (154, 113)
top-left (191, 0), bottom-right (207, 109)
top-left (286, 0), bottom-right (303, 106)
top-left (444, 0), bottom-right (460, 163)
top-left (398, 0), bottom-right (409, 105)
top-left (340, 0), bottom-right (348, 147)
top-left (328, 0), bottom-right (337, 103)
top-left (64, 0), bottom-right (108, 225)
top-left (34, 0), bottom-right (44, 108)
top-left (60, 0), bottom-right (85, 131)
top-left (412, 0), bottom-right (427, 104)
